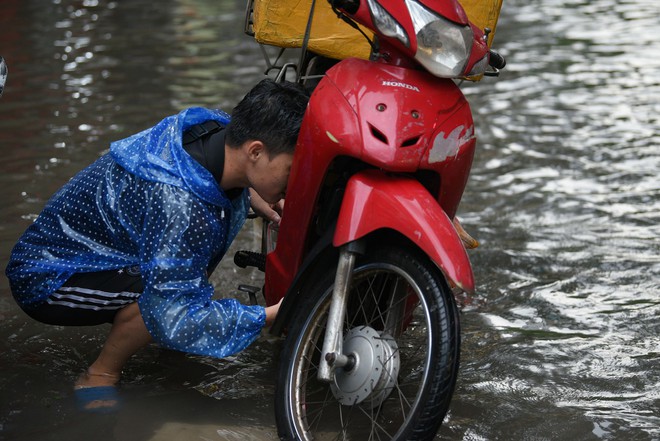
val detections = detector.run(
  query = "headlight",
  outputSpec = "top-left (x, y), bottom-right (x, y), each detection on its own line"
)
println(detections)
top-left (367, 0), bottom-right (410, 48)
top-left (405, 0), bottom-right (473, 77)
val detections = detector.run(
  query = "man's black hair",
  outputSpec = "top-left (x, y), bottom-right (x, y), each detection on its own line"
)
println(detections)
top-left (226, 79), bottom-right (309, 157)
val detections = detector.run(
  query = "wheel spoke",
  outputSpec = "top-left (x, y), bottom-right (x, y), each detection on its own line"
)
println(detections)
top-left (305, 386), bottom-right (336, 432)
top-left (368, 395), bottom-right (388, 441)
top-left (346, 278), bottom-right (372, 328)
top-left (338, 397), bottom-right (361, 439)
top-left (375, 343), bottom-right (413, 417)
top-left (354, 403), bottom-right (395, 440)
top-left (365, 273), bottom-right (385, 325)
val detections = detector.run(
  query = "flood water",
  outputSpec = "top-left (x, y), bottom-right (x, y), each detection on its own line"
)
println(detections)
top-left (0, 0), bottom-right (658, 440)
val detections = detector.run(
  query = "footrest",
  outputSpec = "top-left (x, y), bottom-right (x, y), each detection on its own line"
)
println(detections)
top-left (234, 250), bottom-right (266, 272)
top-left (238, 284), bottom-right (261, 305)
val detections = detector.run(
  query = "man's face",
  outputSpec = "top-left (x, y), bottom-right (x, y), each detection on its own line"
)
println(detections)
top-left (249, 151), bottom-right (293, 204)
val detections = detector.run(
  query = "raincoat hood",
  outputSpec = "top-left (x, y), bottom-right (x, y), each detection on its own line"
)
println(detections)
top-left (111, 107), bottom-right (231, 207)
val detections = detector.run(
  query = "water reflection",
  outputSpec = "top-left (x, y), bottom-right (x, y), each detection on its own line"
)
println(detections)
top-left (0, 0), bottom-right (659, 439)
top-left (1, 0), bottom-right (269, 439)
top-left (456, 0), bottom-right (660, 438)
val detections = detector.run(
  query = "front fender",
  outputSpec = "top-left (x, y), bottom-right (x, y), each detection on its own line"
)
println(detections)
top-left (334, 170), bottom-right (475, 294)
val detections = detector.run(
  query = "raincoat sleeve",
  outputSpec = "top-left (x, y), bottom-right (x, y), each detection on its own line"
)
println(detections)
top-left (136, 182), bottom-right (266, 359)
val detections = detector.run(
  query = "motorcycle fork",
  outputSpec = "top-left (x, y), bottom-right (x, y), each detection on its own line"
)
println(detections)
top-left (318, 241), bottom-right (364, 382)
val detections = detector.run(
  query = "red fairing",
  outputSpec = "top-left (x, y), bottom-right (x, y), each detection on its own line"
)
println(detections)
top-left (415, 0), bottom-right (469, 25)
top-left (265, 59), bottom-right (476, 302)
top-left (264, 76), bottom-right (358, 301)
top-left (326, 58), bottom-right (472, 172)
top-left (333, 170), bottom-right (475, 294)
top-left (343, 0), bottom-right (486, 76)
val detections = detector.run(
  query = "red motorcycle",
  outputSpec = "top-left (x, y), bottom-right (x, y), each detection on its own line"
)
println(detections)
top-left (237, 0), bottom-right (505, 439)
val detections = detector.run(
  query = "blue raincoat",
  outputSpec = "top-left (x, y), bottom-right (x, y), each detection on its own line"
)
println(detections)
top-left (6, 107), bottom-right (266, 358)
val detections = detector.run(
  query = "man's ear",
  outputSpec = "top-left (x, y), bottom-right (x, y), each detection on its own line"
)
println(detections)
top-left (246, 140), bottom-right (266, 162)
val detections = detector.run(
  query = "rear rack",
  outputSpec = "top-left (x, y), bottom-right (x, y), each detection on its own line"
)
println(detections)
top-left (243, 0), bottom-right (337, 87)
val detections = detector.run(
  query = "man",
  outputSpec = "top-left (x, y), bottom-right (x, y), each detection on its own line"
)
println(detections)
top-left (5, 79), bottom-right (309, 412)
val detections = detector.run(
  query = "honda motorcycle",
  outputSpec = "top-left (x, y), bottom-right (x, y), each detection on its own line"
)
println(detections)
top-left (236, 0), bottom-right (505, 439)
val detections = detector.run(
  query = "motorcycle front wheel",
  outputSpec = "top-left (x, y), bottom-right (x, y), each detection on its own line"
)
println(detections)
top-left (275, 245), bottom-right (460, 441)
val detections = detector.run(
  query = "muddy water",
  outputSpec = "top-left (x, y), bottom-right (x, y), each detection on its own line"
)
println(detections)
top-left (0, 0), bottom-right (658, 440)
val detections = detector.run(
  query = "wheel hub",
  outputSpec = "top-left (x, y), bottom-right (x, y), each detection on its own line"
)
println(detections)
top-left (330, 326), bottom-right (399, 408)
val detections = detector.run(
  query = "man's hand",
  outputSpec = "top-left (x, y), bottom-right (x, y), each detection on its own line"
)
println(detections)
top-left (249, 188), bottom-right (284, 225)
top-left (264, 298), bottom-right (283, 327)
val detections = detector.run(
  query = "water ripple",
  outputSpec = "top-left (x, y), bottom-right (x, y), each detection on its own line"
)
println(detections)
top-left (455, 0), bottom-right (660, 438)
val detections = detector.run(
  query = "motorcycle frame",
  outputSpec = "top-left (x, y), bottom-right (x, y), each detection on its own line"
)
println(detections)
top-left (264, 55), bottom-right (477, 380)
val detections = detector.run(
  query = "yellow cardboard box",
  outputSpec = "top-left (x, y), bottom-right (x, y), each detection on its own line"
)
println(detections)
top-left (460, 0), bottom-right (503, 47)
top-left (252, 0), bottom-right (502, 61)
top-left (252, 0), bottom-right (372, 60)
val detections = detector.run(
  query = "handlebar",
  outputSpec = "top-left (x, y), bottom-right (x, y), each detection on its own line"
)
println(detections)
top-left (329, 0), bottom-right (359, 14)
top-left (489, 50), bottom-right (506, 70)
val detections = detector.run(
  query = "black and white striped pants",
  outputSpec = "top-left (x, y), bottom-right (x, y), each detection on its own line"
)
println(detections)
top-left (23, 267), bottom-right (144, 326)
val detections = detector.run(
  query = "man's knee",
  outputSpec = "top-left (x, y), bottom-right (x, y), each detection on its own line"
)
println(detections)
top-left (113, 302), bottom-right (142, 325)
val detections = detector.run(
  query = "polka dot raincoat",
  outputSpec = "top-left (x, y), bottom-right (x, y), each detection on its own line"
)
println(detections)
top-left (6, 107), bottom-right (266, 358)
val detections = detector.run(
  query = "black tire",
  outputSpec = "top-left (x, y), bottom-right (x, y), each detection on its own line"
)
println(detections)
top-left (275, 245), bottom-right (460, 440)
